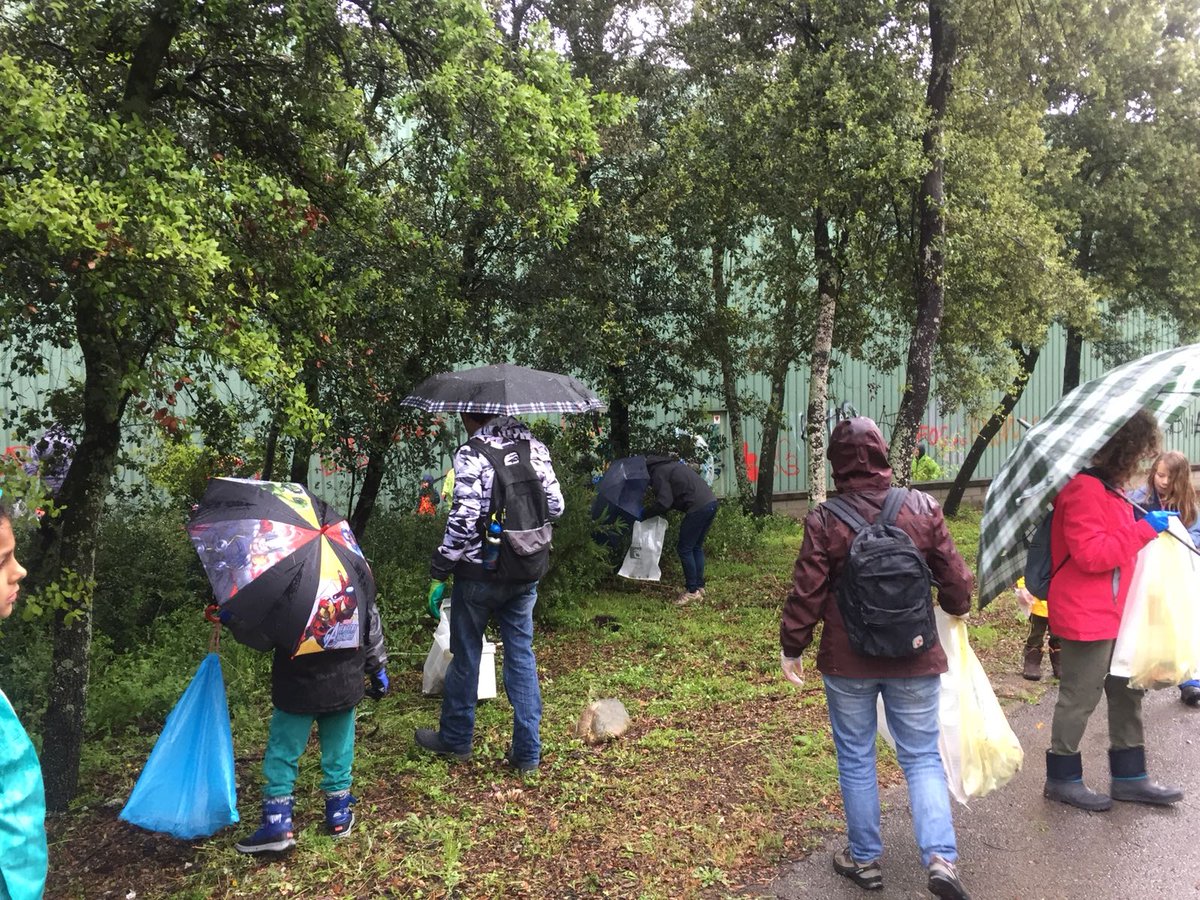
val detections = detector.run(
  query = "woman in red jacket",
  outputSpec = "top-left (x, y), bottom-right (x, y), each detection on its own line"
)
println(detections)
top-left (1044, 409), bottom-right (1180, 811)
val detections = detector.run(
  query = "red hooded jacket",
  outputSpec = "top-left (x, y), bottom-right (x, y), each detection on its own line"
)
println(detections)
top-left (1047, 471), bottom-right (1158, 641)
top-left (780, 418), bottom-right (974, 678)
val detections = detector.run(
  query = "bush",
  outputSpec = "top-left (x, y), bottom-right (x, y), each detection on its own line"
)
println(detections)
top-left (92, 506), bottom-right (211, 653)
top-left (703, 501), bottom-right (765, 560)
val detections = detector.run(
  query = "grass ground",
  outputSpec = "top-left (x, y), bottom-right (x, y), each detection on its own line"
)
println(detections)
top-left (46, 506), bottom-right (1049, 899)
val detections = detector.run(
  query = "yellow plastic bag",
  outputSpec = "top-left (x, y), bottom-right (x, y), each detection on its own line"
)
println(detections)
top-left (939, 611), bottom-right (1024, 801)
top-left (1111, 519), bottom-right (1200, 689)
top-left (878, 610), bottom-right (1023, 805)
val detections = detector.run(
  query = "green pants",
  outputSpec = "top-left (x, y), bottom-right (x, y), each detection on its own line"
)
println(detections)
top-left (262, 707), bottom-right (356, 799)
top-left (1050, 638), bottom-right (1144, 755)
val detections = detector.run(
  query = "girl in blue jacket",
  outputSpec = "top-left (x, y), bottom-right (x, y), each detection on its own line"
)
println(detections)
top-left (1129, 450), bottom-right (1200, 705)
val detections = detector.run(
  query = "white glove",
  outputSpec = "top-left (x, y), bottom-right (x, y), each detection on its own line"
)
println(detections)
top-left (780, 650), bottom-right (804, 687)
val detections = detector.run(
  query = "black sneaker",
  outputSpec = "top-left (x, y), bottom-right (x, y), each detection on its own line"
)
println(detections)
top-left (928, 856), bottom-right (969, 900)
top-left (832, 847), bottom-right (883, 891)
top-left (414, 727), bottom-right (472, 762)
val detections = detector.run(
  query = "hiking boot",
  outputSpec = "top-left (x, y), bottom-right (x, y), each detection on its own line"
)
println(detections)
top-left (1181, 684), bottom-right (1200, 707)
top-left (927, 856), bottom-right (969, 900)
top-left (1022, 646), bottom-right (1043, 681)
top-left (324, 790), bottom-right (356, 838)
top-left (674, 590), bottom-right (703, 606)
top-left (1109, 746), bottom-right (1183, 805)
top-left (235, 796), bottom-right (296, 854)
top-left (1044, 751), bottom-right (1112, 811)
top-left (832, 846), bottom-right (883, 891)
top-left (414, 727), bottom-right (472, 762)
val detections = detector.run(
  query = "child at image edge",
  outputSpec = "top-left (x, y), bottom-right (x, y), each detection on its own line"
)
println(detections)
top-left (1129, 450), bottom-right (1200, 706)
top-left (0, 501), bottom-right (48, 900)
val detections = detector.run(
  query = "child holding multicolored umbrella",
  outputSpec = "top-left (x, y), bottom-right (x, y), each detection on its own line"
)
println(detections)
top-left (187, 479), bottom-right (390, 854)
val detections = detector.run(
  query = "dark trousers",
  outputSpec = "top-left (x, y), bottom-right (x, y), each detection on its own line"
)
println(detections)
top-left (1050, 638), bottom-right (1144, 756)
top-left (677, 501), bottom-right (719, 592)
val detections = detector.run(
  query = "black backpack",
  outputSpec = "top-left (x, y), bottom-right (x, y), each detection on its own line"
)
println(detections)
top-left (471, 438), bottom-right (553, 582)
top-left (823, 487), bottom-right (937, 658)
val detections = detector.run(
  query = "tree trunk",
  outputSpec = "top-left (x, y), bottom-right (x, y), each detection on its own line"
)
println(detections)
top-left (710, 237), bottom-right (753, 510)
top-left (288, 367), bottom-right (320, 484)
top-left (606, 363), bottom-right (631, 459)
top-left (752, 371), bottom-right (787, 517)
top-left (40, 293), bottom-right (131, 812)
top-left (1062, 325), bottom-right (1084, 395)
top-left (349, 439), bottom-right (389, 540)
top-left (888, 0), bottom-right (956, 483)
top-left (943, 343), bottom-right (1041, 517)
top-left (806, 208), bottom-right (839, 503)
top-left (261, 410), bottom-right (282, 481)
top-left (752, 225), bottom-right (807, 517)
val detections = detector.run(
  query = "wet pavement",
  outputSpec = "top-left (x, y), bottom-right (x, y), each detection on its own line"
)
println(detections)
top-left (766, 682), bottom-right (1200, 899)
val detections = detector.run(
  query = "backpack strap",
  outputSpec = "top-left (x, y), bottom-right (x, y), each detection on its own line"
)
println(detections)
top-left (824, 488), bottom-right (909, 533)
top-left (823, 495), bottom-right (872, 534)
top-left (879, 487), bottom-right (909, 527)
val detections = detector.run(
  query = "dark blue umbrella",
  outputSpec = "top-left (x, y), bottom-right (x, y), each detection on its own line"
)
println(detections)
top-left (591, 456), bottom-right (651, 520)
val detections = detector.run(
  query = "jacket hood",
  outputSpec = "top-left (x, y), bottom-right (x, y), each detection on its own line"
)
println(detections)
top-left (828, 417), bottom-right (892, 491)
top-left (475, 415), bottom-right (534, 443)
top-left (644, 454), bottom-right (677, 468)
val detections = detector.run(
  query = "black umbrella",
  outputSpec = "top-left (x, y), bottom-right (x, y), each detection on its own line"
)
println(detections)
top-left (187, 478), bottom-right (374, 657)
top-left (398, 363), bottom-right (605, 415)
top-left (591, 455), bottom-right (650, 520)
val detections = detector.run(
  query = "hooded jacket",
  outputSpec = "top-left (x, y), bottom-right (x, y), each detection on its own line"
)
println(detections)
top-left (431, 415), bottom-right (564, 581)
top-left (780, 417), bottom-right (973, 678)
top-left (643, 455), bottom-right (717, 517)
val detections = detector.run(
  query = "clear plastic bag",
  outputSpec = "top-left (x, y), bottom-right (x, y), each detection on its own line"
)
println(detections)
top-left (618, 516), bottom-right (667, 581)
top-left (1111, 519), bottom-right (1200, 689)
top-left (119, 653), bottom-right (239, 839)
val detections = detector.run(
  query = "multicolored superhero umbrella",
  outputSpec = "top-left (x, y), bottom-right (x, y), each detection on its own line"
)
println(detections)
top-left (187, 478), bottom-right (372, 657)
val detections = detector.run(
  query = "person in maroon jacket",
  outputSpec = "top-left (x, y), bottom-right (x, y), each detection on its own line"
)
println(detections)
top-left (781, 418), bottom-right (973, 900)
top-left (1044, 409), bottom-right (1180, 811)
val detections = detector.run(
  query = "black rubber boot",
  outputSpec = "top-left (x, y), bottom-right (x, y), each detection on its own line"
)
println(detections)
top-left (1043, 751), bottom-right (1112, 811)
top-left (1048, 642), bottom-right (1062, 679)
top-left (1022, 646), bottom-right (1043, 681)
top-left (1109, 746), bottom-right (1183, 806)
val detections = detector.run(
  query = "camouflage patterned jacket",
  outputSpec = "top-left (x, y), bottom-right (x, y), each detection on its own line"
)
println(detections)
top-left (430, 416), bottom-right (564, 581)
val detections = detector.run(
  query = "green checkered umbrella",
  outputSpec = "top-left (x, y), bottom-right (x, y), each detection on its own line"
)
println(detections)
top-left (977, 343), bottom-right (1200, 608)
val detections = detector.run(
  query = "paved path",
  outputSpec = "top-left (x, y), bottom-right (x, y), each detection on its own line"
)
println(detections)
top-left (766, 683), bottom-right (1200, 899)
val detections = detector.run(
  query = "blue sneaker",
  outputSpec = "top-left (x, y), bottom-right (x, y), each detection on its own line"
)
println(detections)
top-left (235, 796), bottom-right (295, 854)
top-left (325, 790), bottom-right (356, 838)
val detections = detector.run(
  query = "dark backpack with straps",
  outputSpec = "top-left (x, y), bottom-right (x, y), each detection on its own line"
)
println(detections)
top-left (823, 487), bottom-right (937, 658)
top-left (470, 438), bottom-right (553, 582)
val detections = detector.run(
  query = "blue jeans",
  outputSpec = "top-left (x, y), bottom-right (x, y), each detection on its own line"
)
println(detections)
top-left (441, 577), bottom-right (542, 766)
top-left (822, 674), bottom-right (957, 867)
top-left (677, 501), bottom-right (718, 592)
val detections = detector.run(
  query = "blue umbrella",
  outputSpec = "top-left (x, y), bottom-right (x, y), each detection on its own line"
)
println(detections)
top-left (591, 456), bottom-right (651, 520)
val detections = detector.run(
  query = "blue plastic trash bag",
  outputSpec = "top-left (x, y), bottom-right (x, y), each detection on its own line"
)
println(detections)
top-left (120, 653), bottom-right (239, 839)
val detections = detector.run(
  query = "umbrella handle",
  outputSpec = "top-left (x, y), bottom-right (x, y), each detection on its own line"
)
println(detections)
top-left (1125, 497), bottom-right (1200, 558)
top-left (204, 603), bottom-right (222, 624)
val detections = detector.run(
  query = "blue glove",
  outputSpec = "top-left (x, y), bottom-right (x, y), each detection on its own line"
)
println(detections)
top-left (366, 668), bottom-right (389, 700)
top-left (427, 580), bottom-right (446, 618)
top-left (1145, 510), bottom-right (1179, 533)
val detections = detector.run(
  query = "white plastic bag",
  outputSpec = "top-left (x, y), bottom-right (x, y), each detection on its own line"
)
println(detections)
top-left (618, 516), bottom-right (667, 581)
top-left (1111, 518), bottom-right (1200, 687)
top-left (421, 604), bottom-right (453, 695)
top-left (421, 602), bottom-right (499, 700)
top-left (878, 609), bottom-right (1022, 805)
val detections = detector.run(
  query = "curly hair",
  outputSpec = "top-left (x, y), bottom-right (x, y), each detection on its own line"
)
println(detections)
top-left (1091, 409), bottom-right (1161, 486)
